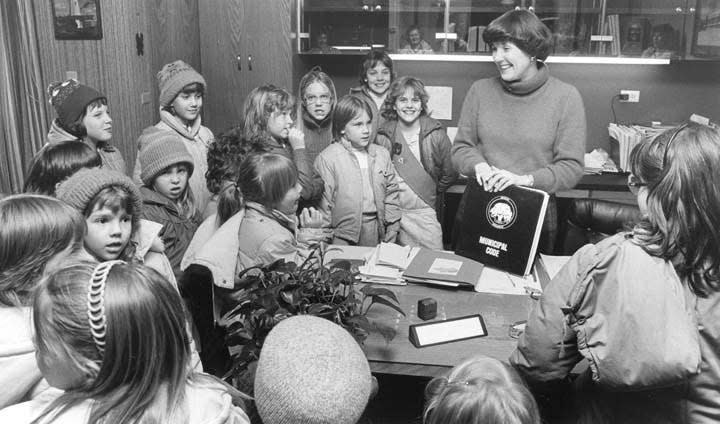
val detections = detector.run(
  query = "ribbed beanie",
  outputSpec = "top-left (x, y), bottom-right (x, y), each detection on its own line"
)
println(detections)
top-left (138, 131), bottom-right (194, 186)
top-left (47, 79), bottom-right (106, 126)
top-left (254, 315), bottom-right (372, 424)
top-left (157, 60), bottom-right (206, 107)
top-left (56, 168), bottom-right (143, 219)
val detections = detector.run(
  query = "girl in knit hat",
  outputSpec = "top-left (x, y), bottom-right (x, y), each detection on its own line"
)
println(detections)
top-left (138, 131), bottom-right (202, 280)
top-left (55, 168), bottom-right (177, 286)
top-left (134, 60), bottom-right (213, 216)
top-left (46, 79), bottom-right (126, 174)
top-left (424, 356), bottom-right (540, 424)
top-left (56, 168), bottom-right (205, 371)
top-left (0, 195), bottom-right (87, 409)
top-left (254, 315), bottom-right (373, 424)
top-left (0, 261), bottom-right (250, 424)
top-left (240, 84), bottom-right (324, 206)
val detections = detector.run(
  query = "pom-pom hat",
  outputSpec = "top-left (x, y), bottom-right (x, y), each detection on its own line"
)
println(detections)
top-left (157, 60), bottom-right (206, 107)
top-left (254, 315), bottom-right (372, 424)
top-left (47, 79), bottom-right (106, 126)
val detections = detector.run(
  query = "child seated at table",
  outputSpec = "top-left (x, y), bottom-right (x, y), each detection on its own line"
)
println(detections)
top-left (424, 356), bottom-right (540, 424)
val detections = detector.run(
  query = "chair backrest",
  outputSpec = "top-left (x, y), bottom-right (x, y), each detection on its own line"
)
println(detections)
top-left (559, 198), bottom-right (642, 255)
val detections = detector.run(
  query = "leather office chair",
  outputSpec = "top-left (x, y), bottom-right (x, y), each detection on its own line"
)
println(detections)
top-left (558, 198), bottom-right (643, 255)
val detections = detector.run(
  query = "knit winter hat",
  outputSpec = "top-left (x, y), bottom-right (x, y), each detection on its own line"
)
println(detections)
top-left (138, 131), bottom-right (194, 186)
top-left (157, 60), bottom-right (206, 107)
top-left (47, 79), bottom-right (106, 126)
top-left (254, 315), bottom-right (372, 424)
top-left (56, 168), bottom-right (143, 219)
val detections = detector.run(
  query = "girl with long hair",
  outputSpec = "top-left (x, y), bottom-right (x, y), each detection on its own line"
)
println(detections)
top-left (0, 195), bottom-right (86, 408)
top-left (512, 122), bottom-right (720, 423)
top-left (240, 85), bottom-right (323, 204)
top-left (0, 261), bottom-right (250, 423)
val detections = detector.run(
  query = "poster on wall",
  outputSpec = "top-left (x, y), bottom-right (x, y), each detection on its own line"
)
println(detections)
top-left (51, 0), bottom-right (103, 40)
top-left (692, 0), bottom-right (720, 57)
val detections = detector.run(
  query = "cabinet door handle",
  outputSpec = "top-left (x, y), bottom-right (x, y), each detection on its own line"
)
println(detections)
top-left (237, 54), bottom-right (242, 71)
top-left (248, 55), bottom-right (253, 71)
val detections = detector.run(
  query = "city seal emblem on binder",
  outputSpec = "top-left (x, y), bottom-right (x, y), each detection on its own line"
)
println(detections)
top-left (486, 195), bottom-right (517, 229)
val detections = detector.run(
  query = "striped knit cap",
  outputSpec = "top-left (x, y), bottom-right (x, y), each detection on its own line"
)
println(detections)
top-left (157, 60), bottom-right (206, 107)
top-left (56, 168), bottom-right (143, 221)
top-left (254, 315), bottom-right (372, 424)
top-left (138, 130), bottom-right (194, 186)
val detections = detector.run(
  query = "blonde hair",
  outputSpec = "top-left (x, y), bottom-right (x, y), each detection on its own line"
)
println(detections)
top-left (32, 262), bottom-right (246, 423)
top-left (424, 356), bottom-right (540, 424)
top-left (0, 195), bottom-right (85, 307)
top-left (242, 84), bottom-right (295, 146)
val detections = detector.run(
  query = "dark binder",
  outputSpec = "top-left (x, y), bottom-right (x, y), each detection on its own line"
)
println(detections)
top-left (455, 181), bottom-right (549, 276)
top-left (402, 248), bottom-right (484, 288)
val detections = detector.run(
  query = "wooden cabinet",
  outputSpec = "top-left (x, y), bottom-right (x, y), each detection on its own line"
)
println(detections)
top-left (199, 0), bottom-right (293, 134)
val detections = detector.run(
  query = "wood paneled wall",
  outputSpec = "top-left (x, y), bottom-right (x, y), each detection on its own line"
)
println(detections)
top-left (33, 0), bottom-right (201, 172)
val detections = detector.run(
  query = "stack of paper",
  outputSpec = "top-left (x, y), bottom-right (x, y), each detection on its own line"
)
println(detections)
top-left (609, 123), bottom-right (674, 171)
top-left (357, 243), bottom-right (418, 285)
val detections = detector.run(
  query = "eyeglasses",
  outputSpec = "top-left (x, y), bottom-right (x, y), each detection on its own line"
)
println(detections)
top-left (304, 94), bottom-right (331, 105)
top-left (627, 174), bottom-right (647, 196)
top-left (662, 123), bottom-right (688, 167)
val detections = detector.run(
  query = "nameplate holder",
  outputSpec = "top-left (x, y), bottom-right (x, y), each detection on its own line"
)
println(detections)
top-left (409, 314), bottom-right (487, 348)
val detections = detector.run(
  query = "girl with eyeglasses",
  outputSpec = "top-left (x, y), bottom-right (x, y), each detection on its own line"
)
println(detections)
top-left (295, 67), bottom-right (338, 176)
top-left (511, 122), bottom-right (720, 423)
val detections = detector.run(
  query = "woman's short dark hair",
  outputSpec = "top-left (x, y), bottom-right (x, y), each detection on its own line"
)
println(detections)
top-left (482, 9), bottom-right (553, 61)
top-left (359, 50), bottom-right (394, 85)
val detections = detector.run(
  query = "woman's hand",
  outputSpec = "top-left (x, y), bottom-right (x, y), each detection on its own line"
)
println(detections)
top-left (299, 207), bottom-right (324, 228)
top-left (484, 167), bottom-right (531, 192)
top-left (474, 162), bottom-right (494, 188)
top-left (288, 128), bottom-right (306, 150)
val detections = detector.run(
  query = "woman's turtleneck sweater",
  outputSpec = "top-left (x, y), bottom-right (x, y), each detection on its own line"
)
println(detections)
top-left (451, 64), bottom-right (586, 194)
top-left (299, 109), bottom-right (333, 168)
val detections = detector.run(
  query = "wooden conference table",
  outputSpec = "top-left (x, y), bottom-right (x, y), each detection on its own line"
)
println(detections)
top-left (324, 246), bottom-right (545, 378)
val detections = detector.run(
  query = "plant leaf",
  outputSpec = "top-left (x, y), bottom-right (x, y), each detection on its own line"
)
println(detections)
top-left (367, 296), bottom-right (406, 317)
top-left (361, 285), bottom-right (400, 303)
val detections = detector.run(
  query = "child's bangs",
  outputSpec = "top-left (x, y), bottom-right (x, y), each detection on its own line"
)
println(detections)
top-left (86, 186), bottom-right (135, 217)
top-left (86, 98), bottom-right (108, 112)
top-left (181, 82), bottom-right (204, 95)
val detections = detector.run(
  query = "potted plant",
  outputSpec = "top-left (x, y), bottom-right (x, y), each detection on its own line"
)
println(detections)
top-left (220, 244), bottom-right (405, 386)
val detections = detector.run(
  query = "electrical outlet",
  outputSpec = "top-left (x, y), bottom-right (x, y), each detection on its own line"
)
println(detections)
top-left (620, 89), bottom-right (640, 103)
top-left (65, 71), bottom-right (77, 80)
top-left (140, 91), bottom-right (151, 105)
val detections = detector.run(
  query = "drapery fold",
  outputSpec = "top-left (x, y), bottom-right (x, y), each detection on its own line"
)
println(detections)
top-left (0, 1), bottom-right (47, 194)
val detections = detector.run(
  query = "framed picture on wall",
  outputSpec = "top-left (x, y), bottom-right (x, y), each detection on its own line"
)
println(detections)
top-left (51, 0), bottom-right (103, 40)
top-left (692, 0), bottom-right (720, 57)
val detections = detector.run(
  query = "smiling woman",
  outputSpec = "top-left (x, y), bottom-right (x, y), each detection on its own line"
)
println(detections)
top-left (451, 9), bottom-right (587, 253)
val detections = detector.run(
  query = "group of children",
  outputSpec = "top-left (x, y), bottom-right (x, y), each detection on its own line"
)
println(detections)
top-left (0, 51), bottom-right (544, 423)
